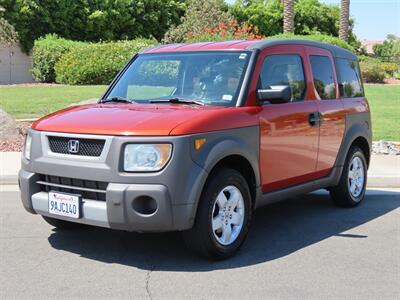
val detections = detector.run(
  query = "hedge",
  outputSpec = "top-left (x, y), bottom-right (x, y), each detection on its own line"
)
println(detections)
top-left (54, 39), bottom-right (158, 85)
top-left (36, 33), bottom-right (386, 85)
top-left (32, 34), bottom-right (84, 83)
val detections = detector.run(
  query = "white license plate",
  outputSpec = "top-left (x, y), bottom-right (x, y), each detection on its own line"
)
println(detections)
top-left (48, 191), bottom-right (80, 219)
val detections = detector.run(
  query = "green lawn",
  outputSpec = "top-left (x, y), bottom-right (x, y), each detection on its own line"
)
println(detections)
top-left (0, 83), bottom-right (398, 141)
top-left (364, 84), bottom-right (399, 141)
top-left (0, 85), bottom-right (107, 119)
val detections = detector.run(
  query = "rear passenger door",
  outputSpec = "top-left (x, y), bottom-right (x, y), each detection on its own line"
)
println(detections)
top-left (257, 46), bottom-right (319, 193)
top-left (304, 46), bottom-right (346, 176)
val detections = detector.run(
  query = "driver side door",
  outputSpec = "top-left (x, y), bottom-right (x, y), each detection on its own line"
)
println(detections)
top-left (257, 45), bottom-right (320, 193)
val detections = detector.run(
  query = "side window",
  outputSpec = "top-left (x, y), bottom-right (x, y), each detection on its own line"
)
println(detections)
top-left (336, 58), bottom-right (364, 97)
top-left (310, 55), bottom-right (336, 99)
top-left (260, 54), bottom-right (306, 101)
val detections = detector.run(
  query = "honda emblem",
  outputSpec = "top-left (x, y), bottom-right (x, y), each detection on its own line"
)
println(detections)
top-left (68, 140), bottom-right (80, 154)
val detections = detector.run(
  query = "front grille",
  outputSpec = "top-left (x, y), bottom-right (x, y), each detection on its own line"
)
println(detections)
top-left (37, 174), bottom-right (108, 201)
top-left (48, 136), bottom-right (105, 157)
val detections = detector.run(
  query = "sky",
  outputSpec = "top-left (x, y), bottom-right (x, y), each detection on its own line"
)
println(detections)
top-left (226, 0), bottom-right (400, 41)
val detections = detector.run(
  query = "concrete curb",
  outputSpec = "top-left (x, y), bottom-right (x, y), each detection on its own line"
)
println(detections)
top-left (0, 152), bottom-right (21, 186)
top-left (0, 174), bottom-right (18, 185)
top-left (368, 176), bottom-right (400, 188)
top-left (0, 152), bottom-right (399, 188)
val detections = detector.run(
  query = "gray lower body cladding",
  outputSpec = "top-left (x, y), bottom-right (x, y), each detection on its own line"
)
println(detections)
top-left (19, 126), bottom-right (260, 232)
top-left (19, 112), bottom-right (371, 232)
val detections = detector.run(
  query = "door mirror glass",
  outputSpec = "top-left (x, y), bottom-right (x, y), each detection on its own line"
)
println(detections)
top-left (257, 85), bottom-right (292, 104)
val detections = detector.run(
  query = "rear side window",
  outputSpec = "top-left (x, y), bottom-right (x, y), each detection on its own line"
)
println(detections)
top-left (336, 58), bottom-right (364, 97)
top-left (260, 54), bottom-right (306, 101)
top-left (310, 55), bottom-right (336, 99)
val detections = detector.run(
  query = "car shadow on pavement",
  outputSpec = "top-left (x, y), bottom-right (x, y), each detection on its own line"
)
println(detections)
top-left (47, 189), bottom-right (399, 271)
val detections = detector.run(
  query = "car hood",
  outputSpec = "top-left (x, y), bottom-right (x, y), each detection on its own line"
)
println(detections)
top-left (32, 103), bottom-right (259, 136)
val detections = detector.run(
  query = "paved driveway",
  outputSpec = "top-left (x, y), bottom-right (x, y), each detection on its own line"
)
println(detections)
top-left (1, 187), bottom-right (399, 299)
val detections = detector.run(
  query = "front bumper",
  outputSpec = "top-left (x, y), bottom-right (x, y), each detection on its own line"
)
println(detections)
top-left (19, 169), bottom-right (198, 231)
top-left (19, 129), bottom-right (209, 232)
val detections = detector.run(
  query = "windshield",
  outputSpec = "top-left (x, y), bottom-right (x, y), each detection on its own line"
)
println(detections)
top-left (106, 51), bottom-right (251, 106)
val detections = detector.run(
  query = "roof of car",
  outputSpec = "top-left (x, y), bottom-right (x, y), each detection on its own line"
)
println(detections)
top-left (142, 38), bottom-right (357, 60)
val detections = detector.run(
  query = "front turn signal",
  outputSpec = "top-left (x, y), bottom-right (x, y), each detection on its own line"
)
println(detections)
top-left (194, 138), bottom-right (206, 151)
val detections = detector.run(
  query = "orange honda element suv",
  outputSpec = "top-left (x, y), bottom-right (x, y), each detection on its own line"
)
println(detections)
top-left (20, 39), bottom-right (371, 259)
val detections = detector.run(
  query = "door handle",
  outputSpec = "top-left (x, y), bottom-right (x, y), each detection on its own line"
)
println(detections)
top-left (308, 112), bottom-right (324, 127)
top-left (308, 112), bottom-right (318, 127)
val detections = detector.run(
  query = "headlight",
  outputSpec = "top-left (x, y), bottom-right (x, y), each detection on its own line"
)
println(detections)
top-left (124, 144), bottom-right (172, 172)
top-left (24, 134), bottom-right (32, 160)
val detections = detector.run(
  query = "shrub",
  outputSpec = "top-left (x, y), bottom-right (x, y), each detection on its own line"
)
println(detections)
top-left (31, 34), bottom-right (83, 83)
top-left (381, 62), bottom-right (399, 77)
top-left (55, 39), bottom-right (157, 85)
top-left (359, 60), bottom-right (386, 83)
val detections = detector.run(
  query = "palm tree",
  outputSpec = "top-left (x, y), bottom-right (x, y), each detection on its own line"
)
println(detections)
top-left (339, 0), bottom-right (350, 41)
top-left (283, 0), bottom-right (294, 34)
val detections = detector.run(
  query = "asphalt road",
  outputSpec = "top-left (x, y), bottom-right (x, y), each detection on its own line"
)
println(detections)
top-left (1, 187), bottom-right (399, 299)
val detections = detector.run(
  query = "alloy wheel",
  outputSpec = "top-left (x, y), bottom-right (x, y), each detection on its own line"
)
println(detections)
top-left (348, 156), bottom-right (365, 199)
top-left (211, 185), bottom-right (245, 245)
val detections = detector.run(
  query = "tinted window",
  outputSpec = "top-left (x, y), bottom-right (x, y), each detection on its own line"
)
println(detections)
top-left (336, 58), bottom-right (364, 97)
top-left (260, 55), bottom-right (306, 101)
top-left (310, 55), bottom-right (336, 99)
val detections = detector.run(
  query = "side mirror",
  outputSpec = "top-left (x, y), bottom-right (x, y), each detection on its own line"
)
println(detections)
top-left (257, 85), bottom-right (292, 104)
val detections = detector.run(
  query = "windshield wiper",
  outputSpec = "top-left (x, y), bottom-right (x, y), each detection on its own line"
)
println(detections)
top-left (149, 98), bottom-right (205, 106)
top-left (99, 96), bottom-right (136, 104)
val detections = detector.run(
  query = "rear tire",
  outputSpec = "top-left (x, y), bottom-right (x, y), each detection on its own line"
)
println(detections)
top-left (330, 146), bottom-right (367, 207)
top-left (42, 216), bottom-right (84, 229)
top-left (183, 168), bottom-right (252, 260)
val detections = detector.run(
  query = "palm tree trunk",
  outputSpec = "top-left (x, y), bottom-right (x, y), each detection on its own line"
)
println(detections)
top-left (283, 0), bottom-right (294, 34)
top-left (339, 0), bottom-right (350, 41)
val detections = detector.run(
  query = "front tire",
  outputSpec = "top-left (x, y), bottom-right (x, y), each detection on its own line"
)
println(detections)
top-left (183, 168), bottom-right (252, 259)
top-left (330, 146), bottom-right (367, 207)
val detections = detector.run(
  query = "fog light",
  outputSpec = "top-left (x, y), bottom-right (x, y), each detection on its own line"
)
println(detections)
top-left (132, 196), bottom-right (157, 215)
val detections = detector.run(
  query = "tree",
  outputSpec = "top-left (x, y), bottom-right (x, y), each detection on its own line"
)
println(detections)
top-left (230, 0), bottom-right (360, 49)
top-left (283, 0), bottom-right (294, 33)
top-left (163, 0), bottom-right (234, 43)
top-left (0, 6), bottom-right (17, 46)
top-left (373, 34), bottom-right (400, 63)
top-left (339, 0), bottom-right (350, 41)
top-left (0, 0), bottom-right (186, 52)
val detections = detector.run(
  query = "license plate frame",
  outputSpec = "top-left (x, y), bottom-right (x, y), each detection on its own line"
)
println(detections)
top-left (48, 191), bottom-right (81, 219)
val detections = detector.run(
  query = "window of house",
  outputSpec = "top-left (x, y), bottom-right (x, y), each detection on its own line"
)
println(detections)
top-left (259, 54), bottom-right (306, 101)
top-left (310, 55), bottom-right (336, 99)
